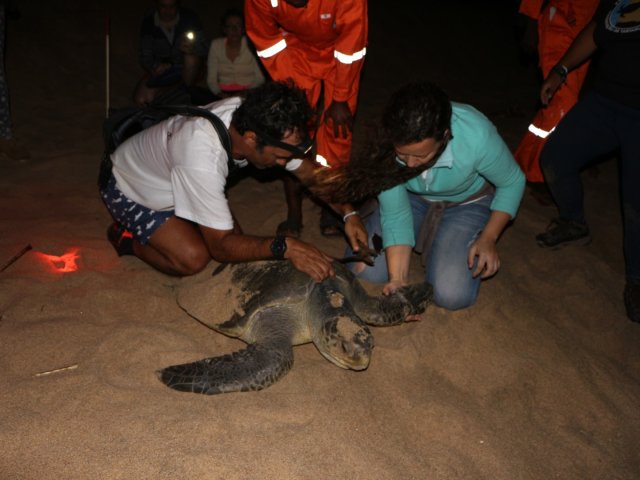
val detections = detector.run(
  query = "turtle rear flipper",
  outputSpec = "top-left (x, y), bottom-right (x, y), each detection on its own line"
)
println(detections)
top-left (158, 342), bottom-right (294, 395)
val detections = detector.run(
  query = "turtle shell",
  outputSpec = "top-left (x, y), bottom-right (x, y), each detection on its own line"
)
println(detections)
top-left (177, 261), bottom-right (316, 340)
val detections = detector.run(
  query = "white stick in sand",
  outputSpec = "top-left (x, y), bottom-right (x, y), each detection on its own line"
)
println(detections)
top-left (105, 15), bottom-right (110, 118)
top-left (33, 364), bottom-right (79, 377)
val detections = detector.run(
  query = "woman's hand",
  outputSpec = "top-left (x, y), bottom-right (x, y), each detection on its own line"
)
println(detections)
top-left (468, 235), bottom-right (500, 279)
top-left (468, 211), bottom-right (510, 279)
top-left (382, 278), bottom-right (406, 296)
top-left (383, 279), bottom-right (422, 321)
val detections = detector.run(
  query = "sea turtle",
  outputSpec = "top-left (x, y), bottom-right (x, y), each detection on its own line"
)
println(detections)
top-left (159, 261), bottom-right (432, 395)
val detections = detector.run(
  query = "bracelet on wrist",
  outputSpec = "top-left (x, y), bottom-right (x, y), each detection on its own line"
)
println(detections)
top-left (551, 63), bottom-right (568, 81)
top-left (342, 210), bottom-right (359, 223)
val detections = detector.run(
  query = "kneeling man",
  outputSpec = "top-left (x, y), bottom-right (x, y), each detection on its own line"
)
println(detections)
top-left (101, 81), bottom-right (366, 282)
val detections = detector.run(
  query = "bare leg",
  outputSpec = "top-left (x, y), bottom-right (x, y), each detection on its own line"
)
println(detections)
top-left (133, 216), bottom-right (211, 276)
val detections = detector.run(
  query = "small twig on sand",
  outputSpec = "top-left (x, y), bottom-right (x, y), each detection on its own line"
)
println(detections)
top-left (33, 364), bottom-right (79, 377)
top-left (0, 244), bottom-right (33, 272)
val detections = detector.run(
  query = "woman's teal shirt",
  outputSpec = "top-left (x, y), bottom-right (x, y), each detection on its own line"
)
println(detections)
top-left (378, 102), bottom-right (525, 248)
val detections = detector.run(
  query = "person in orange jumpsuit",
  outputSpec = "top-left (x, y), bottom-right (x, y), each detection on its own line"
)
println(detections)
top-left (245, 0), bottom-right (368, 237)
top-left (515, 0), bottom-right (599, 190)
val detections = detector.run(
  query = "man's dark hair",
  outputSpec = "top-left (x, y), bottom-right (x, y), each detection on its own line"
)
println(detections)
top-left (314, 81), bottom-right (452, 203)
top-left (232, 80), bottom-right (314, 150)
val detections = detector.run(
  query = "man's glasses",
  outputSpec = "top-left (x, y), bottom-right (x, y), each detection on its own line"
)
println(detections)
top-left (247, 122), bottom-right (313, 157)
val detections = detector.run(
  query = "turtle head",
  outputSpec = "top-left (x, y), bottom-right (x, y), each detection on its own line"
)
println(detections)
top-left (313, 313), bottom-right (373, 371)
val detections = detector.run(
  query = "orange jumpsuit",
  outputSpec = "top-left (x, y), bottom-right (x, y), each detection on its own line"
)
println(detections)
top-left (515, 0), bottom-right (599, 183)
top-left (245, 0), bottom-right (368, 167)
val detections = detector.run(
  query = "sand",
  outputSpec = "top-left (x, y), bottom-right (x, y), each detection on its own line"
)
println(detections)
top-left (1, 1), bottom-right (639, 479)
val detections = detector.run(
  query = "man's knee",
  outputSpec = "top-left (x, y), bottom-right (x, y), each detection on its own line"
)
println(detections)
top-left (166, 244), bottom-right (210, 276)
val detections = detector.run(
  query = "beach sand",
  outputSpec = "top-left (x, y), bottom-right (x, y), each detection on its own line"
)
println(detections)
top-left (1, 1), bottom-right (639, 478)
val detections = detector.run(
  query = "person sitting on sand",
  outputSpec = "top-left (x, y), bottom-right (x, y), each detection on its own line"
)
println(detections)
top-left (316, 81), bottom-right (525, 310)
top-left (133, 0), bottom-right (208, 106)
top-left (100, 81), bottom-right (367, 282)
top-left (206, 8), bottom-right (265, 98)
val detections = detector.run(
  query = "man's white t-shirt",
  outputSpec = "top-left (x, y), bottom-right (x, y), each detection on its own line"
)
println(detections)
top-left (111, 97), bottom-right (299, 231)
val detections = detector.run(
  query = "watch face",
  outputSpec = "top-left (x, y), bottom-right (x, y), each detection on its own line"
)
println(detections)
top-left (270, 235), bottom-right (287, 260)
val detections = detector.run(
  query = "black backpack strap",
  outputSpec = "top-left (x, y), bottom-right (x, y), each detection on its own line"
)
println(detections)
top-left (99, 104), bottom-right (237, 191)
top-left (150, 104), bottom-right (234, 170)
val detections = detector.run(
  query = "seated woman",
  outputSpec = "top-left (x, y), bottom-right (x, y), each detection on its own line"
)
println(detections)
top-left (323, 81), bottom-right (525, 310)
top-left (206, 8), bottom-right (265, 97)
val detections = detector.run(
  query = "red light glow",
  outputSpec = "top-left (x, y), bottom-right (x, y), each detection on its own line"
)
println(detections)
top-left (36, 248), bottom-right (80, 273)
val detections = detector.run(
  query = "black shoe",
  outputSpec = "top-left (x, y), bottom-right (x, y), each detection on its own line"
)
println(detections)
top-left (624, 280), bottom-right (640, 323)
top-left (107, 222), bottom-right (134, 256)
top-left (536, 218), bottom-right (591, 249)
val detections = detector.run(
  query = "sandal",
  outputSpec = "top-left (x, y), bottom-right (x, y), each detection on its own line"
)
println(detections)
top-left (276, 219), bottom-right (303, 238)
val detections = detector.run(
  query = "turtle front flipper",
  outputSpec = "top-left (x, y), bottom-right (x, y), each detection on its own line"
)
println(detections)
top-left (358, 283), bottom-right (434, 326)
top-left (158, 341), bottom-right (294, 395)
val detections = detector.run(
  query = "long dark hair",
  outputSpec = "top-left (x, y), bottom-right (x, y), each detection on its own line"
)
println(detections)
top-left (314, 81), bottom-right (452, 203)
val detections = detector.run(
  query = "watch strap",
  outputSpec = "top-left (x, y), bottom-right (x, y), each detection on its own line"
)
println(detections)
top-left (270, 234), bottom-right (287, 260)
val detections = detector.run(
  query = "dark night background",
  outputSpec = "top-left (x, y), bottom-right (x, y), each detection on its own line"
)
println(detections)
top-left (1, 1), bottom-right (639, 479)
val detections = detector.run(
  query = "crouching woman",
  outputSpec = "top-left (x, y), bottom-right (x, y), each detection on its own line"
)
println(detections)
top-left (337, 82), bottom-right (525, 310)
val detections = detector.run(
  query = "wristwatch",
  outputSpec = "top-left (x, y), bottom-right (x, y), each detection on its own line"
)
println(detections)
top-left (270, 234), bottom-right (287, 260)
top-left (551, 63), bottom-right (568, 81)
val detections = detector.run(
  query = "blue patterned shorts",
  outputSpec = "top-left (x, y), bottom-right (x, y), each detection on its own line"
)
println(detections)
top-left (100, 175), bottom-right (173, 245)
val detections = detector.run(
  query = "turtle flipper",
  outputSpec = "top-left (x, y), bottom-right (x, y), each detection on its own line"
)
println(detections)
top-left (158, 342), bottom-right (294, 395)
top-left (360, 283), bottom-right (434, 326)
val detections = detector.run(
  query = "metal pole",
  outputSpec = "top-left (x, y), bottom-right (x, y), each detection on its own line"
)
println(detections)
top-left (105, 15), bottom-right (110, 118)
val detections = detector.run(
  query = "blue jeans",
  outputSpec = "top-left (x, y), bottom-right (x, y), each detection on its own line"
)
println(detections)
top-left (348, 193), bottom-right (493, 310)
top-left (540, 92), bottom-right (640, 282)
